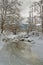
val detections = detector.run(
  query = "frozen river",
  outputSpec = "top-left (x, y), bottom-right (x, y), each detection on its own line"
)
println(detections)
top-left (0, 34), bottom-right (43, 65)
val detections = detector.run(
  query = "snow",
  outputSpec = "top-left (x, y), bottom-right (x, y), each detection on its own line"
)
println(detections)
top-left (36, 24), bottom-right (41, 26)
top-left (0, 31), bottom-right (43, 59)
top-left (28, 34), bottom-right (43, 59)
top-left (18, 32), bottom-right (27, 38)
top-left (0, 30), bottom-right (43, 65)
top-left (6, 34), bottom-right (18, 39)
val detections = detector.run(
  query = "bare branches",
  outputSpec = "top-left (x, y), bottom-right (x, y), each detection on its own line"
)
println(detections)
top-left (0, 0), bottom-right (21, 33)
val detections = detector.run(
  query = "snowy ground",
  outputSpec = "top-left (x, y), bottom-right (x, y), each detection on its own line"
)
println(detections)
top-left (0, 31), bottom-right (43, 65)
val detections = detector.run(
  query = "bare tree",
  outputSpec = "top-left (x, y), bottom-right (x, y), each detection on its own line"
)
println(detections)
top-left (0, 0), bottom-right (21, 33)
top-left (29, 1), bottom-right (42, 32)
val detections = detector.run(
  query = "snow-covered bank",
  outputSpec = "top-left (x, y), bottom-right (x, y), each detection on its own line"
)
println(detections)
top-left (0, 30), bottom-right (43, 59)
top-left (0, 31), bottom-right (43, 65)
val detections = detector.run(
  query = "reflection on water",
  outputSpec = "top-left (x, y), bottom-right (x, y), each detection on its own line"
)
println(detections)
top-left (0, 41), bottom-right (43, 65)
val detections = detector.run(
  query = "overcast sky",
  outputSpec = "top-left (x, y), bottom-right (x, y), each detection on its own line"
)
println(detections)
top-left (20, 0), bottom-right (40, 17)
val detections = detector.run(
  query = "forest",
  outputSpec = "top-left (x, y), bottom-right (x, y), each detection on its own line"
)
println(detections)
top-left (0, 0), bottom-right (43, 65)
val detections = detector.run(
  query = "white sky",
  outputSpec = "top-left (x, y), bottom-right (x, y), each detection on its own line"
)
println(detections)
top-left (20, 0), bottom-right (40, 17)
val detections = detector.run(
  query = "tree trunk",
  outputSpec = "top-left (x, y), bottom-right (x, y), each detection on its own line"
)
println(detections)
top-left (42, 6), bottom-right (43, 33)
top-left (1, 0), bottom-right (4, 33)
top-left (41, 0), bottom-right (43, 33)
top-left (1, 18), bottom-right (4, 33)
top-left (42, 17), bottom-right (43, 33)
